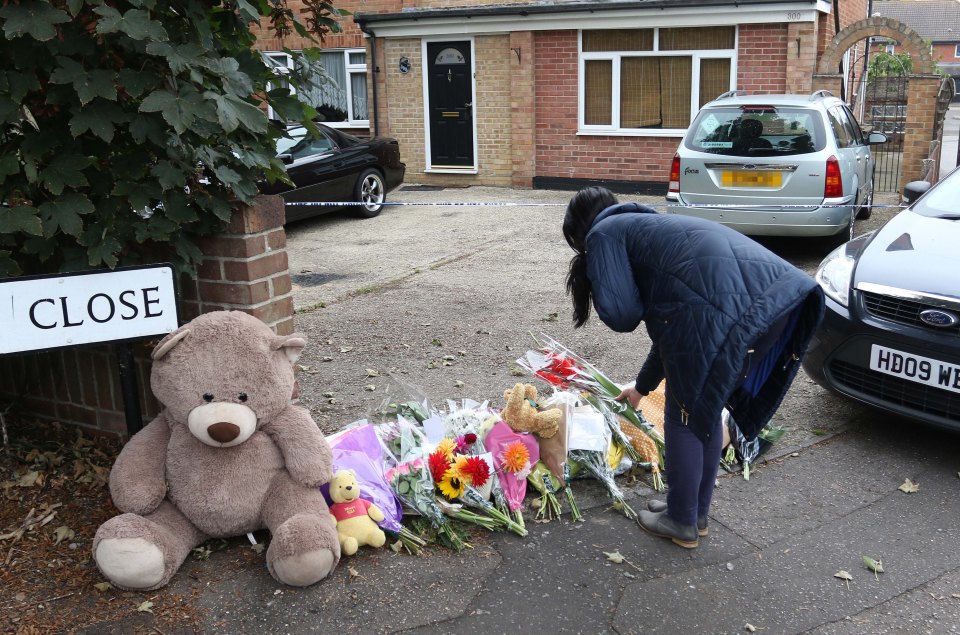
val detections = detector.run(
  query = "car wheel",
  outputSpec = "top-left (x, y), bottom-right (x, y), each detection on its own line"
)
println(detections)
top-left (353, 169), bottom-right (385, 218)
top-left (856, 173), bottom-right (874, 220)
top-left (826, 207), bottom-right (856, 250)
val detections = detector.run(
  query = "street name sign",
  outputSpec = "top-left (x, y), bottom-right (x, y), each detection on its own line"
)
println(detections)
top-left (0, 264), bottom-right (179, 355)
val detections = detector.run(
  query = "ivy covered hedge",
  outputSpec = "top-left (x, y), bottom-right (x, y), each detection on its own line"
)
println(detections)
top-left (0, 0), bottom-right (341, 278)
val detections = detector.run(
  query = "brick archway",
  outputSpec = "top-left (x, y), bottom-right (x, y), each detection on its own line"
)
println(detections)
top-left (817, 17), bottom-right (935, 76)
top-left (813, 17), bottom-right (942, 191)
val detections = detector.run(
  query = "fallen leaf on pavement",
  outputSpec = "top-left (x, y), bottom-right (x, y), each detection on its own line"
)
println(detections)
top-left (453, 380), bottom-right (465, 388)
top-left (745, 624), bottom-right (756, 633)
top-left (604, 551), bottom-right (625, 563)
top-left (834, 570), bottom-right (853, 589)
top-left (898, 479), bottom-right (919, 493)
top-left (363, 384), bottom-right (376, 392)
top-left (136, 601), bottom-right (154, 613)
top-left (365, 369), bottom-right (379, 377)
top-left (93, 582), bottom-right (113, 592)
top-left (339, 346), bottom-right (353, 353)
top-left (863, 555), bottom-right (884, 580)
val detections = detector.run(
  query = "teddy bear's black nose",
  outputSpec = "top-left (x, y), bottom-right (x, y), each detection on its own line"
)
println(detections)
top-left (345, 485), bottom-right (353, 491)
top-left (207, 422), bottom-right (240, 443)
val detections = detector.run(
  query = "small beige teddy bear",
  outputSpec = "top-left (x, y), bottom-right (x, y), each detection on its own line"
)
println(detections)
top-left (501, 383), bottom-right (562, 439)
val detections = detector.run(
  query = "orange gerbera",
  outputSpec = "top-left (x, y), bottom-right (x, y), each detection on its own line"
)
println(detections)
top-left (500, 441), bottom-right (530, 474)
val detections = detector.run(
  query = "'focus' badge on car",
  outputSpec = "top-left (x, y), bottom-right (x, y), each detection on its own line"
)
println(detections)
top-left (919, 309), bottom-right (959, 328)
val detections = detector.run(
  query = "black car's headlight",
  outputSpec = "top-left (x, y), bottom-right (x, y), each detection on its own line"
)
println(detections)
top-left (814, 233), bottom-right (874, 307)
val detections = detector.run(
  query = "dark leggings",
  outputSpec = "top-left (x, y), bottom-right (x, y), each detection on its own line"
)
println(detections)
top-left (663, 308), bottom-right (799, 527)
top-left (663, 388), bottom-right (723, 527)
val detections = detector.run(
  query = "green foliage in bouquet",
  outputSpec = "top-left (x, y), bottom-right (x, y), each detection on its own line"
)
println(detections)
top-left (0, 0), bottom-right (344, 277)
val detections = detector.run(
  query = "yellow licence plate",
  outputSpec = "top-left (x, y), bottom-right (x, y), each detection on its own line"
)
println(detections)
top-left (721, 171), bottom-right (782, 188)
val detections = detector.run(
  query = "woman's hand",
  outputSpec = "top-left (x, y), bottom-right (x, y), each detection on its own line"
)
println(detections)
top-left (615, 386), bottom-right (644, 410)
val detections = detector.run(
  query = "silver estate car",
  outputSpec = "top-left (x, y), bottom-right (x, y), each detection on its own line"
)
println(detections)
top-left (666, 91), bottom-right (886, 244)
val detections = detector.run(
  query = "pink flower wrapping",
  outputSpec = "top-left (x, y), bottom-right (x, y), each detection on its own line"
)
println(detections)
top-left (486, 421), bottom-right (540, 512)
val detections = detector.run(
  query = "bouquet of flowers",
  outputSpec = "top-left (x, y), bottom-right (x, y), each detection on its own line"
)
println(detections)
top-left (326, 423), bottom-right (426, 554)
top-left (537, 391), bottom-right (583, 522)
top-left (527, 461), bottom-right (563, 521)
top-left (380, 417), bottom-right (470, 551)
top-left (517, 334), bottom-right (665, 491)
top-left (567, 403), bottom-right (636, 520)
top-left (485, 421), bottom-right (539, 529)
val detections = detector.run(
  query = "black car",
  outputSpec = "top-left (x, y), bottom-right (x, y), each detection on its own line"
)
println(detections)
top-left (802, 168), bottom-right (960, 432)
top-left (261, 124), bottom-right (405, 223)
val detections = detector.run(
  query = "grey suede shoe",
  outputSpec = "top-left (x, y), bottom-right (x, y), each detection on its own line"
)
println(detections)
top-left (637, 509), bottom-right (699, 549)
top-left (647, 499), bottom-right (709, 536)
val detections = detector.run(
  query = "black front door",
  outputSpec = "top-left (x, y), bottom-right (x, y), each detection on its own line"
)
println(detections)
top-left (427, 41), bottom-right (474, 168)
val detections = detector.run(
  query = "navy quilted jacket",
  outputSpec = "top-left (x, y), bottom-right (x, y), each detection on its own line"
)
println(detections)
top-left (586, 203), bottom-right (825, 444)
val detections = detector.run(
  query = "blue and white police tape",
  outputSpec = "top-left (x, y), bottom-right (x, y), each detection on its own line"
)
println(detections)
top-left (283, 200), bottom-right (904, 209)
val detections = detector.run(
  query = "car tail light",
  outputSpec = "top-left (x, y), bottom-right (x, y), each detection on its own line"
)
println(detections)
top-left (824, 155), bottom-right (843, 198)
top-left (669, 154), bottom-right (681, 193)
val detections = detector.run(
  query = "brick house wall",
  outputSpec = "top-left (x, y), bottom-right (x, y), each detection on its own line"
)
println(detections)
top-left (253, 2), bottom-right (873, 189)
top-left (532, 24), bottom-right (796, 188)
top-left (0, 197), bottom-right (295, 438)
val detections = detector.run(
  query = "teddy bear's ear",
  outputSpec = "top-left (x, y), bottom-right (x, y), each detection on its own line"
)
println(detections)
top-left (151, 328), bottom-right (191, 361)
top-left (271, 334), bottom-right (307, 364)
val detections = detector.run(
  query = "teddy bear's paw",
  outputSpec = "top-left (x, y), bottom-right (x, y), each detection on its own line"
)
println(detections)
top-left (95, 537), bottom-right (166, 589)
top-left (272, 548), bottom-right (337, 587)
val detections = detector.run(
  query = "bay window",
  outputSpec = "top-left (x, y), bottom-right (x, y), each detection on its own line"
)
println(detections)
top-left (580, 27), bottom-right (736, 134)
top-left (264, 49), bottom-right (369, 126)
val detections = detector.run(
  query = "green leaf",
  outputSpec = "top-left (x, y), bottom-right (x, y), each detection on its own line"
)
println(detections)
top-left (49, 58), bottom-right (114, 106)
top-left (145, 41), bottom-right (206, 74)
top-left (93, 6), bottom-right (168, 42)
top-left (140, 88), bottom-right (205, 134)
top-left (70, 101), bottom-right (127, 142)
top-left (206, 92), bottom-right (268, 134)
top-left (38, 192), bottom-right (95, 238)
top-left (0, 206), bottom-right (43, 235)
top-left (116, 68), bottom-right (156, 99)
top-left (0, 154), bottom-right (19, 178)
top-left (39, 155), bottom-right (92, 195)
top-left (151, 161), bottom-right (185, 190)
top-left (862, 555), bottom-right (884, 574)
top-left (85, 235), bottom-right (122, 268)
top-left (0, 2), bottom-right (71, 41)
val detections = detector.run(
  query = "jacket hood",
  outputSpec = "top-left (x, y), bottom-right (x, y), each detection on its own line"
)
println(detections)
top-left (592, 202), bottom-right (658, 229)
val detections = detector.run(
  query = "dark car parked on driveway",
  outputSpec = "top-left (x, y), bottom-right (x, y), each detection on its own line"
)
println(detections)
top-left (803, 168), bottom-right (960, 432)
top-left (260, 124), bottom-right (405, 223)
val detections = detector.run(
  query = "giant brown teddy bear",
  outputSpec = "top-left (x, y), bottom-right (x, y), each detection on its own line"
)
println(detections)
top-left (92, 311), bottom-right (340, 590)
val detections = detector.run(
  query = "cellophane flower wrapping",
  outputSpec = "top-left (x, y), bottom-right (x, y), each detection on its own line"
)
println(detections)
top-left (325, 422), bottom-right (403, 534)
top-left (567, 403), bottom-right (636, 519)
top-left (536, 390), bottom-right (582, 521)
top-left (379, 417), bottom-right (468, 551)
top-left (486, 421), bottom-right (540, 514)
top-left (517, 334), bottom-right (665, 490)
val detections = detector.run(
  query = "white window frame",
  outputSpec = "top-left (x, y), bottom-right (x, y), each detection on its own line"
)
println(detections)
top-left (263, 49), bottom-right (370, 128)
top-left (954, 43), bottom-right (960, 58)
top-left (578, 27), bottom-right (737, 138)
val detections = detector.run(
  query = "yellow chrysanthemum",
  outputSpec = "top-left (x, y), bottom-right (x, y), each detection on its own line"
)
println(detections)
top-left (438, 468), bottom-right (466, 499)
top-left (436, 438), bottom-right (457, 460)
top-left (453, 454), bottom-right (470, 472)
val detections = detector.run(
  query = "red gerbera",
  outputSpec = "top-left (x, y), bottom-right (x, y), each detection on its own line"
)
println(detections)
top-left (459, 455), bottom-right (491, 488)
top-left (428, 449), bottom-right (451, 484)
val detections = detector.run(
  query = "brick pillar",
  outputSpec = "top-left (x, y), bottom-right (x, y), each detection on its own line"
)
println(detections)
top-left (785, 22), bottom-right (817, 94)
top-left (179, 195), bottom-right (295, 335)
top-left (811, 74), bottom-right (843, 97)
top-left (0, 195), bottom-right (295, 437)
top-left (900, 76), bottom-right (942, 191)
top-left (511, 31), bottom-right (535, 188)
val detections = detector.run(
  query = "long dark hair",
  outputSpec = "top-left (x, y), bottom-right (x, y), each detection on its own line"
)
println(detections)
top-left (563, 187), bottom-right (619, 328)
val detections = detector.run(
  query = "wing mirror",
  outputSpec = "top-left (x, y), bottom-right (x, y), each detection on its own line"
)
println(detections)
top-left (867, 132), bottom-right (888, 145)
top-left (902, 180), bottom-right (932, 205)
top-left (277, 153), bottom-right (294, 165)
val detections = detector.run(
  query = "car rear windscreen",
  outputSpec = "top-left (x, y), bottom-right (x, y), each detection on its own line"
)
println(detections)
top-left (684, 106), bottom-right (827, 156)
